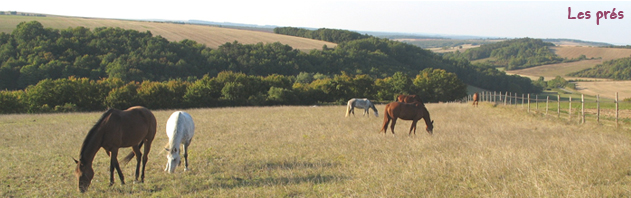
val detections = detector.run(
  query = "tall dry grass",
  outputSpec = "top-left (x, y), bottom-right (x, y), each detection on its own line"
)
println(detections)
top-left (1, 103), bottom-right (630, 197)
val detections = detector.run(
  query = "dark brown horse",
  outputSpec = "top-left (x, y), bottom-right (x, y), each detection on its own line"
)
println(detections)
top-left (73, 106), bottom-right (156, 193)
top-left (397, 94), bottom-right (424, 105)
top-left (472, 92), bottom-right (479, 107)
top-left (380, 102), bottom-right (434, 135)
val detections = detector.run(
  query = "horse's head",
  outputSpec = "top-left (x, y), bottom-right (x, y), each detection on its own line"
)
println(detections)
top-left (74, 158), bottom-right (94, 193)
top-left (165, 148), bottom-right (181, 173)
top-left (426, 120), bottom-right (434, 135)
top-left (397, 95), bottom-right (405, 102)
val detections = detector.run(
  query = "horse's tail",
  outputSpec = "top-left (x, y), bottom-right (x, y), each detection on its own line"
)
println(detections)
top-left (121, 141), bottom-right (144, 166)
top-left (345, 100), bottom-right (352, 117)
top-left (380, 104), bottom-right (391, 132)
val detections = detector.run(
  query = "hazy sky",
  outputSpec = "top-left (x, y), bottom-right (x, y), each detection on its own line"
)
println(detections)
top-left (5, 1), bottom-right (631, 45)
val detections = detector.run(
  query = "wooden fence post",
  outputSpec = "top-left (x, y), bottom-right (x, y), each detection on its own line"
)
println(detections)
top-left (546, 96), bottom-right (549, 115)
top-left (522, 94), bottom-right (524, 108)
top-left (536, 95), bottom-right (538, 110)
top-left (514, 93), bottom-right (517, 106)
top-left (527, 94), bottom-right (530, 113)
top-left (494, 91), bottom-right (496, 103)
top-left (557, 95), bottom-right (560, 118)
top-left (597, 94), bottom-right (600, 123)
top-left (504, 91), bottom-right (509, 106)
top-left (569, 96), bottom-right (572, 120)
top-left (581, 94), bottom-right (585, 124)
top-left (616, 92), bottom-right (619, 128)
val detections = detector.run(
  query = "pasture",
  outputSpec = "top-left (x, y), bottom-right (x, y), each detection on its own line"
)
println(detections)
top-left (551, 46), bottom-right (631, 61)
top-left (2, 103), bottom-right (631, 197)
top-left (504, 59), bottom-right (604, 81)
top-left (0, 15), bottom-right (336, 51)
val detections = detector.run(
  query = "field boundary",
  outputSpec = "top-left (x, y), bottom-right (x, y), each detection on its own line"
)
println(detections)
top-left (465, 91), bottom-right (630, 130)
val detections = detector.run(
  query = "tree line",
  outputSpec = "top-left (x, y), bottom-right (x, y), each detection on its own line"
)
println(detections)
top-left (441, 38), bottom-right (564, 70)
top-left (567, 57), bottom-right (631, 80)
top-left (0, 68), bottom-right (466, 113)
top-left (0, 22), bottom-right (545, 113)
top-left (273, 27), bottom-right (371, 43)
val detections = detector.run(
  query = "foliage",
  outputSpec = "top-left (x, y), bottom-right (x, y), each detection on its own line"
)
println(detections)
top-left (1, 69), bottom-right (474, 113)
top-left (0, 22), bottom-right (540, 95)
top-left (0, 22), bottom-right (547, 113)
top-left (546, 76), bottom-right (569, 89)
top-left (442, 38), bottom-right (563, 70)
top-left (411, 68), bottom-right (467, 102)
top-left (567, 57), bottom-right (631, 80)
top-left (273, 27), bottom-right (371, 43)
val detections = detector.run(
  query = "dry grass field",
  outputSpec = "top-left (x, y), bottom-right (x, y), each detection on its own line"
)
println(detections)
top-left (2, 103), bottom-right (631, 197)
top-left (427, 44), bottom-right (481, 53)
top-left (575, 81), bottom-right (631, 100)
top-left (504, 59), bottom-right (605, 81)
top-left (551, 46), bottom-right (631, 61)
top-left (0, 15), bottom-right (336, 51)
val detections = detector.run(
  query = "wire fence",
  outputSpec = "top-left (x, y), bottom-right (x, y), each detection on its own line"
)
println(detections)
top-left (463, 91), bottom-right (629, 129)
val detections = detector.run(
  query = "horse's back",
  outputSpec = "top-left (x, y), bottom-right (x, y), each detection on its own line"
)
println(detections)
top-left (166, 111), bottom-right (195, 142)
top-left (385, 102), bottom-right (423, 120)
top-left (122, 106), bottom-right (157, 142)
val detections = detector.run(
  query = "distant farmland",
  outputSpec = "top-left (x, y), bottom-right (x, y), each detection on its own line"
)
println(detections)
top-left (504, 59), bottom-right (604, 81)
top-left (551, 46), bottom-right (631, 61)
top-left (0, 15), bottom-right (336, 50)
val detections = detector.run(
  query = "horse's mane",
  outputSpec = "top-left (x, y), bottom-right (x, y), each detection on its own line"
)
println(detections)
top-left (79, 108), bottom-right (116, 159)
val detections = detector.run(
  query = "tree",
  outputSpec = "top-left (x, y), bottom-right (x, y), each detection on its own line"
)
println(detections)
top-left (411, 68), bottom-right (467, 102)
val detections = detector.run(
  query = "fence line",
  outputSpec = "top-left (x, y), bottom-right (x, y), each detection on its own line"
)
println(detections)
top-left (465, 91), bottom-right (624, 128)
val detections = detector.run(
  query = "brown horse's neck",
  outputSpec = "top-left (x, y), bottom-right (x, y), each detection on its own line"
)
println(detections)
top-left (79, 109), bottom-right (115, 165)
top-left (422, 106), bottom-right (432, 126)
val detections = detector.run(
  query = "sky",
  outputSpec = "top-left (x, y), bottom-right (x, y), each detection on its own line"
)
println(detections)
top-left (4, 1), bottom-right (631, 45)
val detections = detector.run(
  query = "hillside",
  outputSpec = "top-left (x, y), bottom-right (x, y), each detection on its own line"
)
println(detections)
top-left (0, 14), bottom-right (336, 50)
top-left (441, 38), bottom-right (563, 70)
top-left (551, 46), bottom-right (631, 61)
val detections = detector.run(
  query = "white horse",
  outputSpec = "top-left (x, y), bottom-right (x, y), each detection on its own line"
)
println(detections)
top-left (345, 98), bottom-right (379, 117)
top-left (164, 111), bottom-right (195, 173)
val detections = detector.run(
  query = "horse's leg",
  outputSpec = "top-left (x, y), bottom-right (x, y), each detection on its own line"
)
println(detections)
top-left (109, 149), bottom-right (125, 186)
top-left (141, 140), bottom-right (153, 182)
top-left (390, 117), bottom-right (397, 135)
top-left (409, 120), bottom-right (418, 136)
top-left (131, 145), bottom-right (142, 182)
top-left (183, 142), bottom-right (190, 171)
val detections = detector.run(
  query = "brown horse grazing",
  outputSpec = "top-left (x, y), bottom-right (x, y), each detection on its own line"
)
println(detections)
top-left (73, 106), bottom-right (156, 193)
top-left (397, 94), bottom-right (424, 105)
top-left (380, 102), bottom-right (434, 135)
top-left (472, 92), bottom-right (479, 107)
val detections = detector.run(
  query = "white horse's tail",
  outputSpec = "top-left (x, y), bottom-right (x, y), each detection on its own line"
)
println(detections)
top-left (345, 99), bottom-right (353, 117)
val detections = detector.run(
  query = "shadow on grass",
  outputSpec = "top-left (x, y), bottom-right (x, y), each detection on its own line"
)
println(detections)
top-left (211, 173), bottom-right (344, 189)
top-left (201, 160), bottom-right (347, 190)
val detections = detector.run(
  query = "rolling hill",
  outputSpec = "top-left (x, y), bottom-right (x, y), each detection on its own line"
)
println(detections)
top-left (0, 14), bottom-right (336, 51)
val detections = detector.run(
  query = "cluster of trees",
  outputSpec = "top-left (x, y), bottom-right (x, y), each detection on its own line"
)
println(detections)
top-left (567, 57), bottom-right (631, 80)
top-left (0, 21), bottom-right (541, 94)
top-left (0, 22), bottom-right (547, 113)
top-left (273, 27), bottom-right (371, 43)
top-left (442, 38), bottom-right (564, 70)
top-left (532, 76), bottom-right (570, 90)
top-left (0, 69), bottom-right (467, 113)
